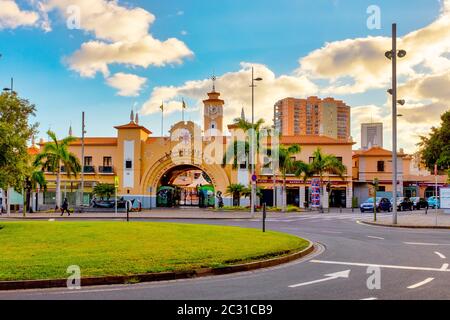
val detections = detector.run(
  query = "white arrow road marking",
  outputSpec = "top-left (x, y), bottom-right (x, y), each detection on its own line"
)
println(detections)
top-left (311, 260), bottom-right (450, 272)
top-left (407, 278), bottom-right (434, 289)
top-left (367, 236), bottom-right (385, 240)
top-left (435, 252), bottom-right (446, 259)
top-left (289, 270), bottom-right (351, 288)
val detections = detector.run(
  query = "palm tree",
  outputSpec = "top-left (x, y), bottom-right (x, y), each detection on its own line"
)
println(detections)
top-left (223, 118), bottom-right (268, 169)
top-left (25, 167), bottom-right (47, 213)
top-left (93, 183), bottom-right (115, 200)
top-left (307, 148), bottom-right (347, 210)
top-left (277, 144), bottom-right (310, 213)
top-left (33, 130), bottom-right (81, 209)
top-left (226, 184), bottom-right (245, 207)
top-left (242, 185), bottom-right (264, 206)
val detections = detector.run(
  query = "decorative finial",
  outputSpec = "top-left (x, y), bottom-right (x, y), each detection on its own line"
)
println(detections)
top-left (130, 110), bottom-right (135, 123)
top-left (211, 74), bottom-right (217, 92)
top-left (135, 113), bottom-right (139, 124)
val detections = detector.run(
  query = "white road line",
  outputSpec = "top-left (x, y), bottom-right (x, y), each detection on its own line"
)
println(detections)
top-left (310, 260), bottom-right (450, 272)
top-left (361, 297), bottom-right (378, 300)
top-left (404, 242), bottom-right (450, 246)
top-left (435, 251), bottom-right (446, 259)
top-left (367, 236), bottom-right (385, 240)
top-left (407, 278), bottom-right (434, 289)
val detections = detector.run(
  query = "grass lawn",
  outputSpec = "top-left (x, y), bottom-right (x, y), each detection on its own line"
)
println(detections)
top-left (0, 221), bottom-right (309, 281)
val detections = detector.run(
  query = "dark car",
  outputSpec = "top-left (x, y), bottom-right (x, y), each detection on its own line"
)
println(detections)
top-left (360, 197), bottom-right (392, 213)
top-left (391, 197), bottom-right (413, 211)
top-left (410, 197), bottom-right (429, 210)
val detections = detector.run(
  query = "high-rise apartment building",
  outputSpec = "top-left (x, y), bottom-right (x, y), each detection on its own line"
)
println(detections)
top-left (361, 123), bottom-right (383, 150)
top-left (274, 97), bottom-right (351, 140)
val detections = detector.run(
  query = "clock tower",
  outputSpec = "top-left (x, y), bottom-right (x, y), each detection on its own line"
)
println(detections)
top-left (203, 76), bottom-right (224, 136)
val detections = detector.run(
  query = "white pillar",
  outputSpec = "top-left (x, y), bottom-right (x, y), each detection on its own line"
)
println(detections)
top-left (346, 185), bottom-right (353, 209)
top-left (300, 186), bottom-right (306, 208)
top-left (322, 186), bottom-right (329, 209)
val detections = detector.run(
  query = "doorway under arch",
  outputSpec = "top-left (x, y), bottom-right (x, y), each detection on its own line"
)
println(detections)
top-left (156, 164), bottom-right (215, 208)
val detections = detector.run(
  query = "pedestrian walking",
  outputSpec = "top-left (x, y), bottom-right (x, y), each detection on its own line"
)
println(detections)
top-left (60, 198), bottom-right (70, 216)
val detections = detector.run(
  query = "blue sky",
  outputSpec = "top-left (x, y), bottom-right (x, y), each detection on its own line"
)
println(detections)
top-left (0, 0), bottom-right (447, 151)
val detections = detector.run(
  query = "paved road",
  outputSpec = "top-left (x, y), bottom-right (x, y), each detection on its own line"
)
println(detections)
top-left (1, 211), bottom-right (450, 300)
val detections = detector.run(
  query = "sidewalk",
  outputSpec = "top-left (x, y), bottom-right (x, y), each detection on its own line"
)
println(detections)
top-left (0, 209), bottom-right (252, 220)
top-left (362, 210), bottom-right (450, 229)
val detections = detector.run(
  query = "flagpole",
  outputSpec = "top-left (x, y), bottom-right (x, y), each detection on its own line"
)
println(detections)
top-left (161, 101), bottom-right (164, 137)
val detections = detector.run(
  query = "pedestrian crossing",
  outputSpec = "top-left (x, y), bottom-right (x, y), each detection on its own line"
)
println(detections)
top-left (245, 213), bottom-right (392, 223)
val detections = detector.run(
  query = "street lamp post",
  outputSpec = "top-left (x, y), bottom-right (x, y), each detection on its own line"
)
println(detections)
top-left (385, 23), bottom-right (407, 225)
top-left (250, 67), bottom-right (263, 215)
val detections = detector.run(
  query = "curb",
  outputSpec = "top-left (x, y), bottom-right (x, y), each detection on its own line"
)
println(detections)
top-left (0, 216), bottom-right (253, 221)
top-left (0, 242), bottom-right (314, 291)
top-left (360, 220), bottom-right (450, 230)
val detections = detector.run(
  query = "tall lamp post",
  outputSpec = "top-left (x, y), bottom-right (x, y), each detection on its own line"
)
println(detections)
top-left (250, 67), bottom-right (263, 215)
top-left (385, 23), bottom-right (407, 225)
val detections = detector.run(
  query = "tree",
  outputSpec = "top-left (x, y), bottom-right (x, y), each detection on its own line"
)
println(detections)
top-left (223, 118), bottom-right (268, 169)
top-left (307, 148), bottom-right (347, 210)
top-left (33, 131), bottom-right (81, 209)
top-left (242, 185), bottom-right (264, 206)
top-left (276, 144), bottom-right (310, 213)
top-left (418, 111), bottom-right (450, 171)
top-left (226, 184), bottom-right (245, 207)
top-left (93, 183), bottom-right (115, 200)
top-left (24, 165), bottom-right (47, 213)
top-left (0, 92), bottom-right (38, 205)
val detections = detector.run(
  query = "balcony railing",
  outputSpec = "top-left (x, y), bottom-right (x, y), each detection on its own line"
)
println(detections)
top-left (99, 166), bottom-right (114, 174)
top-left (83, 166), bottom-right (96, 174)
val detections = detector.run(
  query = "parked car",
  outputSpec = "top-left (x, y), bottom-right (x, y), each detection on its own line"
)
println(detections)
top-left (427, 196), bottom-right (440, 209)
top-left (410, 197), bottom-right (429, 210)
top-left (360, 197), bottom-right (392, 213)
top-left (391, 197), bottom-right (413, 211)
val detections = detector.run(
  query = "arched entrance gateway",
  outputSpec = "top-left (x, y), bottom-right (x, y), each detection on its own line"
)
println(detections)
top-left (139, 120), bottom-right (231, 209)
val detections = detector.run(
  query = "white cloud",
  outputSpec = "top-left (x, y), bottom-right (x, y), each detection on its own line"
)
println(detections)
top-left (298, 0), bottom-right (450, 95)
top-left (141, 62), bottom-right (318, 129)
top-left (105, 72), bottom-right (147, 97)
top-left (42, 0), bottom-right (193, 91)
top-left (67, 36), bottom-right (193, 78)
top-left (0, 0), bottom-right (39, 29)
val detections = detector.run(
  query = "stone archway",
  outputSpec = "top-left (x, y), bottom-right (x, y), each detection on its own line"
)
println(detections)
top-left (140, 156), bottom-right (231, 199)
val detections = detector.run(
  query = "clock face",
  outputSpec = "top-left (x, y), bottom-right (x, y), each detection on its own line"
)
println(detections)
top-left (210, 106), bottom-right (218, 115)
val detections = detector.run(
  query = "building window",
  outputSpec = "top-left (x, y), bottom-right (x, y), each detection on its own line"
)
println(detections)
top-left (103, 157), bottom-right (112, 167)
top-left (125, 160), bottom-right (133, 169)
top-left (84, 156), bottom-right (93, 166)
top-left (377, 161), bottom-right (385, 172)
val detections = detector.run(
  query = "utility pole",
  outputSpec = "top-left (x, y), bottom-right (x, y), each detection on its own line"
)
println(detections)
top-left (80, 112), bottom-right (86, 207)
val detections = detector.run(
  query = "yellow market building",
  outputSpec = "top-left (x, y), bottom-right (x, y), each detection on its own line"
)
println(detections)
top-left (32, 87), bottom-right (356, 210)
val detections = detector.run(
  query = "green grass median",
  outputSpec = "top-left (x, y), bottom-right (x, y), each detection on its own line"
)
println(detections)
top-left (0, 221), bottom-right (309, 281)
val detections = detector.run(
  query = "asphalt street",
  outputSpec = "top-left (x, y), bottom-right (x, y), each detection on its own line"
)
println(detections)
top-left (1, 210), bottom-right (450, 300)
